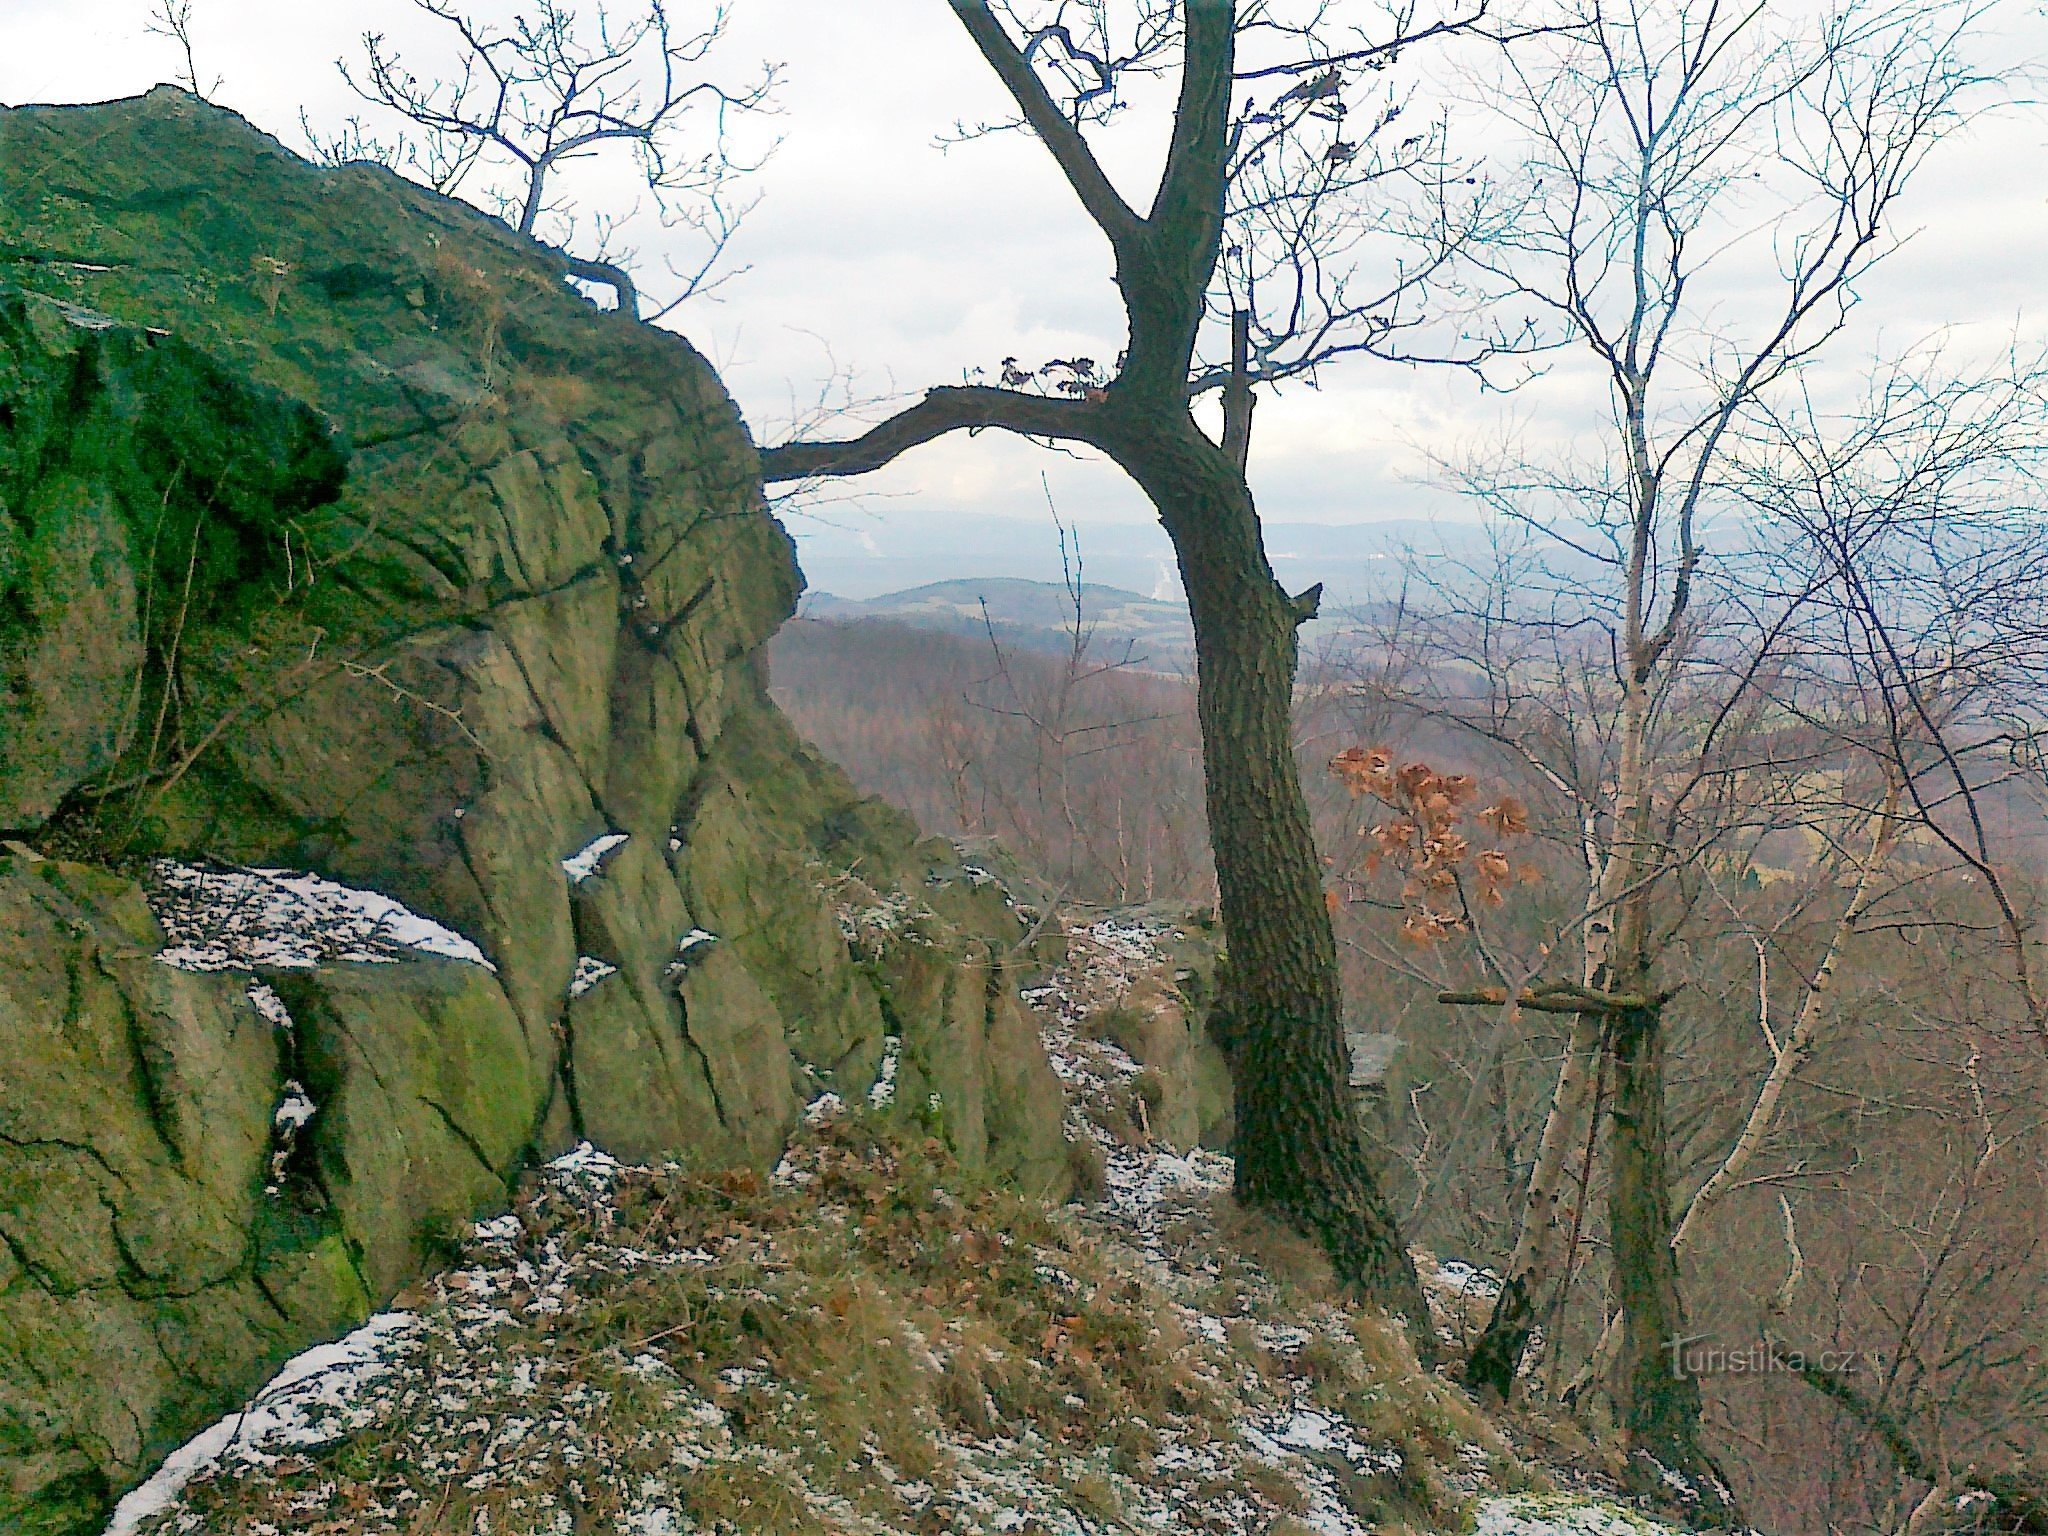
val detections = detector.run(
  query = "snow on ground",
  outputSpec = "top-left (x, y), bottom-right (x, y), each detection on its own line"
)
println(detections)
top-left (109, 898), bottom-right (1679, 1536)
top-left (150, 861), bottom-right (493, 972)
top-left (102, 1312), bottom-right (421, 1536)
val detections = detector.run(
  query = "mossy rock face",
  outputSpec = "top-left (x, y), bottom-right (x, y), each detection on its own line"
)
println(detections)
top-left (268, 959), bottom-right (541, 1300)
top-left (0, 857), bottom-right (367, 1536)
top-left (1077, 903), bottom-right (1232, 1152)
top-left (0, 90), bottom-right (1073, 1531)
top-left (0, 287), bottom-right (343, 829)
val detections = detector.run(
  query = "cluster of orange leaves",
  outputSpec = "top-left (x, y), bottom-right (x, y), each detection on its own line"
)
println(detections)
top-left (1329, 746), bottom-right (1539, 946)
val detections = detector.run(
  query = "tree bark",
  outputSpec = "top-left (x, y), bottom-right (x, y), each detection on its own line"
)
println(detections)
top-left (1463, 1007), bottom-right (1605, 1399)
top-left (1101, 408), bottom-right (1431, 1340)
top-left (1570, 781), bottom-right (1902, 1392)
top-left (1468, 680), bottom-right (1649, 1397)
top-left (1607, 998), bottom-right (1737, 1524)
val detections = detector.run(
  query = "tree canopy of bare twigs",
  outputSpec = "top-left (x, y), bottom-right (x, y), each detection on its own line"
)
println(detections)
top-left (315, 0), bottom-right (776, 319)
top-left (1317, 0), bottom-right (2045, 1515)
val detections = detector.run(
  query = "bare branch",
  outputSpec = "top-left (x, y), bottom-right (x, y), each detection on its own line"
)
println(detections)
top-left (948, 1), bottom-right (1143, 244)
top-left (325, 0), bottom-right (776, 319)
top-left (760, 386), bottom-right (1103, 483)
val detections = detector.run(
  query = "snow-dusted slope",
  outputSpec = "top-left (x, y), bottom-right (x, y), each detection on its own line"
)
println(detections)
top-left (107, 913), bottom-right (1682, 1536)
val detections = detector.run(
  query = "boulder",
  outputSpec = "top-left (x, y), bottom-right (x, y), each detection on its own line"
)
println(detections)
top-left (0, 90), bottom-right (1075, 1533)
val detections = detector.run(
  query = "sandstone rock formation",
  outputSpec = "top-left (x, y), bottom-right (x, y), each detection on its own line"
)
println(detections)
top-left (0, 89), bottom-right (1066, 1534)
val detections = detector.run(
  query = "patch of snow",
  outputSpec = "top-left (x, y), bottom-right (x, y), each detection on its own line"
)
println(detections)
top-left (263, 1078), bottom-right (317, 1197)
top-left (151, 862), bottom-right (493, 972)
top-left (561, 832), bottom-right (629, 884)
top-left (667, 929), bottom-right (717, 973)
top-left (246, 981), bottom-right (293, 1030)
top-left (101, 1311), bottom-right (419, 1536)
top-left (1431, 1256), bottom-right (1505, 1300)
top-left (869, 1035), bottom-right (902, 1107)
top-left (273, 1084), bottom-right (315, 1134)
top-left (472, 1213), bottom-right (522, 1243)
top-left (546, 1141), bottom-right (622, 1177)
top-left (568, 955), bottom-right (618, 998)
top-left (1255, 1408), bottom-right (1401, 1474)
top-left (1472, 1494), bottom-right (1677, 1536)
top-left (1256, 1323), bottom-right (1313, 1357)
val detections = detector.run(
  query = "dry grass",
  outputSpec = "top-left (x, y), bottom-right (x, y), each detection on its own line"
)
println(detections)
top-left (150, 1118), bottom-right (1269, 1535)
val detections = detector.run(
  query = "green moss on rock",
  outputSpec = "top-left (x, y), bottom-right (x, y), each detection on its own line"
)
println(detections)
top-left (0, 88), bottom-right (1075, 1533)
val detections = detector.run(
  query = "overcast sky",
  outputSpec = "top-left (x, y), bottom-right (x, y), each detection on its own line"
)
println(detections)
top-left (7, 0), bottom-right (2048, 541)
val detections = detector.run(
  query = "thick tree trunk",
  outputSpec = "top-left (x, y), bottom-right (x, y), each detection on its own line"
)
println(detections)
top-left (1109, 412), bottom-right (1431, 1342)
top-left (1607, 999), bottom-right (1737, 1524)
top-left (762, 0), bottom-right (1429, 1343)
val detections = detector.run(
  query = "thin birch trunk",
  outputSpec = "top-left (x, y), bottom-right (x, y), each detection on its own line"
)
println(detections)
top-left (1465, 678), bottom-right (1651, 1397)
top-left (1570, 780), bottom-right (1901, 1389)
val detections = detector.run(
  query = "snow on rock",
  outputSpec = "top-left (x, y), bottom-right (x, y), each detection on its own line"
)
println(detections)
top-left (272, 1083), bottom-right (315, 1134)
top-left (568, 954), bottom-right (618, 997)
top-left (149, 862), bottom-right (493, 972)
top-left (651, 927), bottom-right (719, 982)
top-left (245, 980), bottom-right (293, 1029)
top-left (101, 1311), bottom-right (420, 1536)
top-left (869, 1034), bottom-right (902, 1107)
top-left (263, 1080), bottom-right (317, 1197)
top-left (1430, 1255), bottom-right (1505, 1299)
top-left (561, 831), bottom-right (629, 884)
top-left (546, 1140), bottom-right (624, 1178)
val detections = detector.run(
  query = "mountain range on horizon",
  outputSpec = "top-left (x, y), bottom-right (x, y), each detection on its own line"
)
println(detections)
top-left (782, 507), bottom-right (1495, 607)
top-left (795, 576), bottom-right (1197, 663)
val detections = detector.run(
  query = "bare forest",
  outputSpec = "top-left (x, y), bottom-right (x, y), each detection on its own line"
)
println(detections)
top-left (767, 0), bottom-right (2048, 1523)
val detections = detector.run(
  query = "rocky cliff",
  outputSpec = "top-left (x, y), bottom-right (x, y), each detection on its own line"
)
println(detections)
top-left (0, 89), bottom-right (1067, 1534)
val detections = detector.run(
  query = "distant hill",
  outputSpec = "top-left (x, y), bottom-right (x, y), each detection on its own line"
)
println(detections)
top-left (783, 509), bottom-right (1493, 609)
top-left (799, 577), bottom-right (1196, 664)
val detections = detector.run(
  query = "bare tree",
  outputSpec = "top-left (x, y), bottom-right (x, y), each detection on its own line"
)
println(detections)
top-left (759, 0), bottom-right (1513, 1334)
top-left (1335, 359), bottom-right (2048, 1523)
top-left (1309, 0), bottom-right (2018, 1507)
top-left (148, 0), bottom-right (222, 99)
top-left (319, 0), bottom-right (776, 319)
